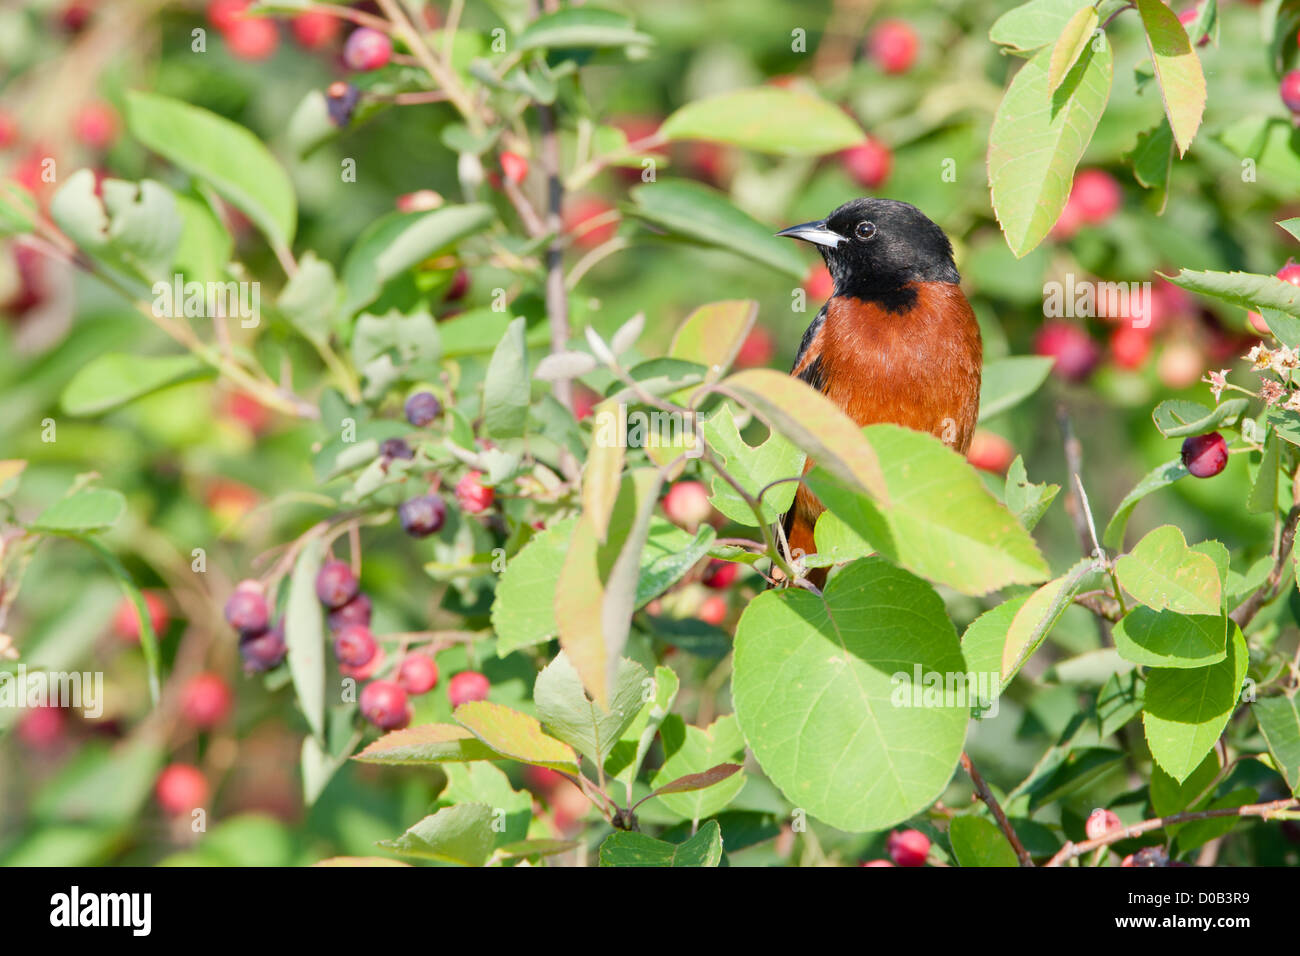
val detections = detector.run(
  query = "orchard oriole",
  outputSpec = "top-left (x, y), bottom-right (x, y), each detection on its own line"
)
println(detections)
top-left (776, 198), bottom-right (982, 574)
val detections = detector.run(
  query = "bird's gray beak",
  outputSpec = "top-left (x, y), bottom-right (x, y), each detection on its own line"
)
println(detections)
top-left (775, 219), bottom-right (844, 248)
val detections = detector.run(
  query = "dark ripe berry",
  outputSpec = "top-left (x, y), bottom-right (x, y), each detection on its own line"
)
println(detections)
top-left (1130, 846), bottom-right (1170, 867)
top-left (224, 580), bottom-right (269, 633)
top-left (399, 494), bottom-right (446, 537)
top-left (381, 437), bottom-right (414, 460)
top-left (448, 670), bottom-right (490, 708)
top-left (328, 592), bottom-right (372, 631)
top-left (886, 829), bottom-right (930, 867)
top-left (1085, 808), bottom-right (1121, 840)
top-left (343, 26), bottom-right (392, 71)
top-left (404, 391), bottom-right (442, 427)
top-left (1181, 432), bottom-right (1228, 478)
top-left (325, 81), bottom-right (360, 127)
top-left (1282, 70), bottom-right (1300, 114)
top-left (333, 624), bottom-right (377, 668)
top-left (396, 653), bottom-right (439, 695)
top-left (702, 559), bottom-right (739, 589)
top-left (360, 680), bottom-right (410, 730)
top-left (455, 471), bottom-right (494, 514)
top-left (315, 559), bottom-right (359, 609)
top-left (445, 268), bottom-right (470, 302)
top-left (240, 624), bottom-right (286, 672)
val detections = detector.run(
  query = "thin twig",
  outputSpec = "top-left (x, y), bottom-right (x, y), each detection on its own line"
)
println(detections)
top-left (961, 752), bottom-right (1033, 867)
top-left (1231, 504), bottom-right (1300, 630)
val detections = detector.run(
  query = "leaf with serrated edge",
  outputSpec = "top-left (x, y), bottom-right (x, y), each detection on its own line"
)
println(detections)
top-left (355, 723), bottom-right (502, 764)
top-left (1103, 458), bottom-right (1188, 549)
top-left (650, 714), bottom-right (747, 821)
top-left (1115, 525), bottom-right (1221, 617)
top-left (453, 701), bottom-right (579, 773)
top-left (535, 652), bottom-right (647, 763)
top-left (1134, 0), bottom-right (1205, 156)
top-left (1048, 6), bottom-right (1098, 94)
top-left (701, 403), bottom-right (805, 526)
top-left (377, 804), bottom-right (495, 866)
top-left (1254, 695), bottom-right (1300, 796)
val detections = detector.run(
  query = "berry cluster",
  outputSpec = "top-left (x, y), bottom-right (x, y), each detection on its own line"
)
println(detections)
top-left (224, 580), bottom-right (286, 672)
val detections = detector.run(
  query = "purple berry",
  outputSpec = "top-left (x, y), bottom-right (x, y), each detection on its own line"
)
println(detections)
top-left (360, 680), bottom-right (410, 730)
top-left (240, 624), bottom-right (286, 672)
top-left (325, 80), bottom-right (360, 127)
top-left (399, 494), bottom-right (446, 538)
top-left (381, 437), bottom-right (414, 460)
top-left (328, 593), bottom-right (373, 631)
top-left (224, 581), bottom-right (269, 633)
top-left (343, 27), bottom-right (392, 72)
top-left (333, 624), bottom-right (377, 668)
top-left (315, 559), bottom-right (359, 609)
top-left (1181, 432), bottom-right (1227, 478)
top-left (404, 391), bottom-right (442, 427)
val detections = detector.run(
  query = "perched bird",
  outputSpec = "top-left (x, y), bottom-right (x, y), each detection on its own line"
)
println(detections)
top-left (776, 198), bottom-right (982, 573)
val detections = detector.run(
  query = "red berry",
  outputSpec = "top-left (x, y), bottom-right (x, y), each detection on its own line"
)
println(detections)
top-left (860, 859), bottom-right (895, 867)
top-left (1085, 807), bottom-right (1122, 840)
top-left (500, 150), bottom-right (528, 185)
top-left (207, 0), bottom-right (249, 30)
top-left (867, 19), bottom-right (918, 73)
top-left (1181, 431), bottom-right (1228, 478)
top-left (315, 559), bottom-right (359, 609)
top-left (181, 672), bottom-right (233, 728)
top-left (291, 11), bottom-right (340, 49)
top-left (0, 111), bottom-right (18, 149)
top-left (239, 623), bottom-right (286, 672)
top-left (1035, 321), bottom-right (1101, 382)
top-left (156, 763), bottom-right (209, 815)
top-left (343, 27), bottom-right (392, 72)
top-left (735, 324), bottom-right (776, 368)
top-left (399, 494), bottom-right (447, 537)
top-left (448, 670), bottom-right (490, 708)
top-left (1281, 70), bottom-right (1300, 114)
top-left (804, 264), bottom-right (833, 301)
top-left (523, 765), bottom-right (565, 795)
top-left (396, 653), bottom-right (439, 695)
top-left (966, 430), bottom-right (1015, 474)
top-left (1177, 7), bottom-right (1210, 46)
top-left (16, 706), bottom-right (65, 749)
top-left (663, 481), bottom-right (714, 530)
top-left (698, 594), bottom-right (728, 626)
top-left (113, 591), bottom-right (170, 643)
top-left (1070, 169), bottom-right (1122, 224)
top-left (564, 197), bottom-right (618, 249)
top-left (73, 102), bottom-right (117, 150)
top-left (224, 580), bottom-right (269, 633)
top-left (702, 559), bottom-right (740, 589)
top-left (572, 384), bottom-right (600, 421)
top-left (224, 15), bottom-right (279, 61)
top-left (220, 391), bottom-right (271, 434)
top-left (1109, 325), bottom-right (1151, 370)
top-left (360, 680), bottom-right (410, 730)
top-left (340, 645), bottom-right (385, 681)
top-left (1278, 262), bottom-right (1300, 286)
top-left (396, 189), bottom-right (442, 213)
top-left (59, 1), bottom-right (95, 32)
top-left (841, 138), bottom-right (892, 189)
top-left (328, 593), bottom-right (373, 631)
top-left (333, 625), bottom-right (378, 668)
top-left (455, 471), bottom-right (495, 514)
top-left (886, 828), bottom-right (930, 867)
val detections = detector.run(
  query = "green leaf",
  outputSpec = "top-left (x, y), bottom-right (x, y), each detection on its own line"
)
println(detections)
top-left (77, 537), bottom-right (162, 705)
top-left (636, 521), bottom-right (716, 606)
top-left (1048, 5), bottom-right (1098, 95)
top-left (517, 7), bottom-right (652, 50)
top-left (453, 701), bottom-right (579, 773)
top-left (607, 665), bottom-right (679, 788)
top-left (354, 723), bottom-right (503, 765)
top-left (988, 41), bottom-right (1113, 257)
top-left (436, 763), bottom-right (532, 846)
top-left (949, 815), bottom-right (1020, 867)
top-left (628, 180), bottom-right (805, 278)
top-left (0, 180), bottom-right (38, 235)
top-left (1254, 695), bottom-right (1300, 796)
top-left (979, 356), bottom-right (1055, 422)
top-left (483, 316), bottom-right (530, 439)
top-left (650, 714), bottom-right (747, 821)
top-left (491, 517), bottom-right (576, 655)
top-left (534, 653), bottom-right (648, 763)
top-left (720, 368), bottom-right (889, 503)
top-left (998, 558), bottom-right (1094, 683)
top-left (351, 306), bottom-right (439, 369)
top-left (1134, 0), bottom-right (1205, 156)
top-left (278, 252), bottom-right (338, 347)
top-left (1175, 787), bottom-right (1258, 855)
top-left (1150, 750), bottom-right (1220, 817)
top-left (1127, 122), bottom-right (1173, 208)
top-left (701, 403), bottom-right (805, 526)
top-left (1004, 455), bottom-right (1060, 531)
top-left (1279, 218), bottom-right (1300, 242)
top-left (377, 804), bottom-right (495, 866)
top-left (1143, 625), bottom-right (1247, 782)
top-left (340, 204), bottom-right (494, 315)
top-left (990, 0), bottom-right (1089, 52)
top-left (1151, 398), bottom-right (1248, 438)
top-left (668, 300), bottom-right (758, 388)
top-left (285, 538), bottom-right (327, 744)
top-left (1114, 525), bottom-right (1221, 617)
top-left (599, 819), bottom-right (723, 867)
top-left (61, 353), bottom-right (211, 416)
top-left (582, 401), bottom-right (625, 543)
top-left (1163, 268), bottom-right (1300, 317)
top-left (1102, 457), bottom-right (1188, 550)
top-left (660, 87), bottom-right (865, 157)
top-left (808, 425), bottom-right (1049, 596)
top-left (1217, 117), bottom-right (1300, 192)
top-left (51, 171), bottom-right (182, 283)
top-left (1248, 432), bottom-right (1281, 515)
top-left (732, 557), bottom-right (969, 832)
top-left (172, 192), bottom-right (233, 284)
top-left (32, 489), bottom-right (126, 533)
top-left (1261, 308), bottom-right (1300, 349)
top-left (126, 91), bottom-right (296, 250)
top-left (1113, 607), bottom-right (1227, 669)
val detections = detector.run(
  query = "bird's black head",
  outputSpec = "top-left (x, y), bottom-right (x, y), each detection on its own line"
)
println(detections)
top-left (777, 198), bottom-right (960, 312)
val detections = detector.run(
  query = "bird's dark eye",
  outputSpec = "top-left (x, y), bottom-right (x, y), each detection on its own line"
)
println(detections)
top-left (854, 220), bottom-right (877, 241)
